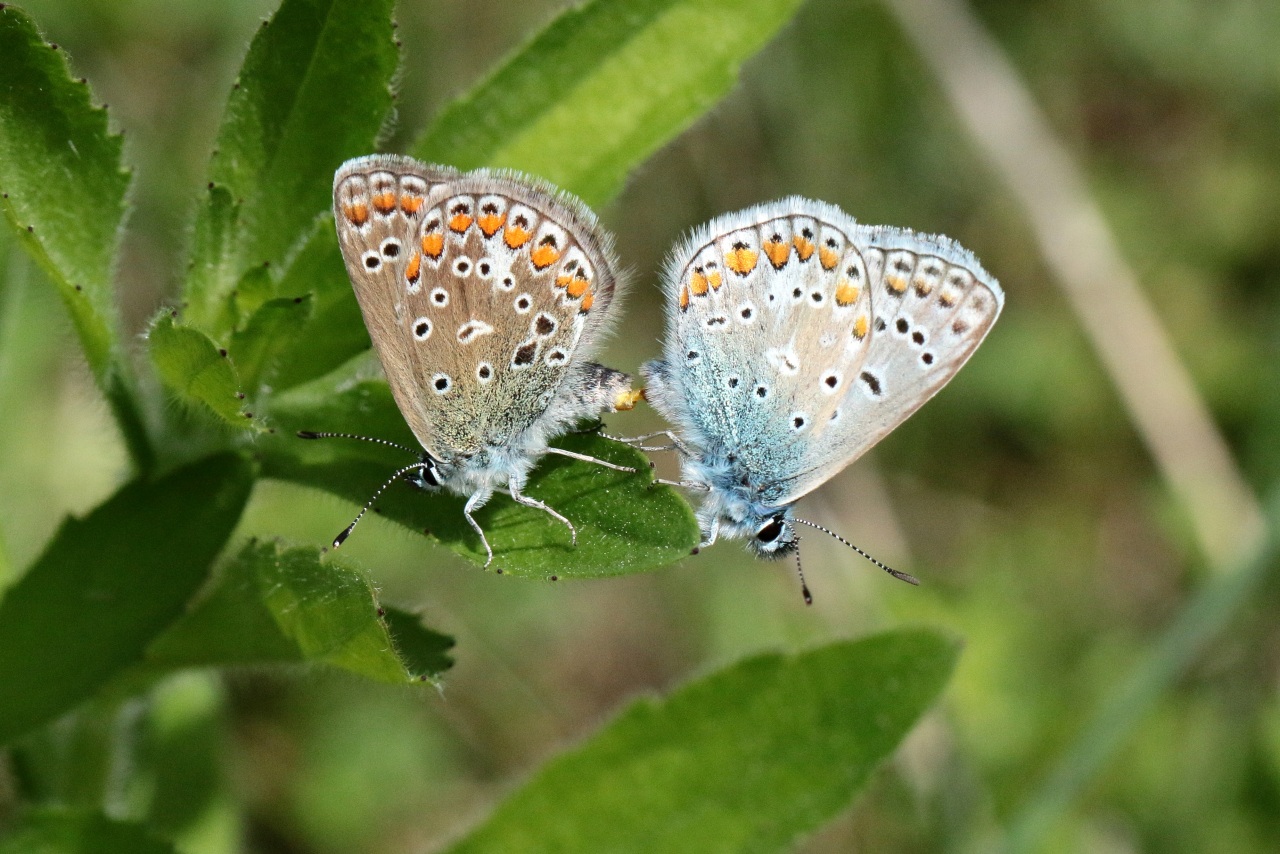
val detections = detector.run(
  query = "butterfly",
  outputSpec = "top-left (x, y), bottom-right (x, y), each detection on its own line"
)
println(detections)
top-left (637, 197), bottom-right (1003, 599)
top-left (302, 155), bottom-right (640, 566)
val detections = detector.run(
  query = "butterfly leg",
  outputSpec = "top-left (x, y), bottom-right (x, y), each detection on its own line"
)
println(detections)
top-left (508, 482), bottom-right (577, 546)
top-left (544, 446), bottom-right (636, 473)
top-left (698, 516), bottom-right (721, 549)
top-left (650, 473), bottom-right (711, 492)
top-left (601, 431), bottom-right (694, 456)
top-left (463, 490), bottom-right (495, 568)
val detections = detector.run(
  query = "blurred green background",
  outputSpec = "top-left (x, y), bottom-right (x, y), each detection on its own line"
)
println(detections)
top-left (2, 0), bottom-right (1278, 851)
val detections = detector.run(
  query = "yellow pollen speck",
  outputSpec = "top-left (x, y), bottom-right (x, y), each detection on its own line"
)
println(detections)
top-left (690, 270), bottom-right (709, 296)
top-left (477, 213), bottom-right (506, 236)
top-left (614, 388), bottom-right (643, 411)
top-left (853, 314), bottom-right (869, 339)
top-left (448, 213), bottom-right (473, 233)
top-left (530, 244), bottom-right (561, 269)
top-left (818, 246), bottom-right (840, 270)
top-left (421, 232), bottom-right (444, 259)
top-left (372, 192), bottom-right (396, 214)
top-left (504, 224), bottom-right (532, 249)
top-left (793, 236), bottom-right (815, 260)
top-left (725, 246), bottom-right (758, 275)
top-left (763, 240), bottom-right (790, 269)
top-left (835, 279), bottom-right (860, 306)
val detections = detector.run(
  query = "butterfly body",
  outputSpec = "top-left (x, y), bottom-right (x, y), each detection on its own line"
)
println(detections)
top-left (328, 155), bottom-right (635, 563)
top-left (642, 198), bottom-right (1003, 558)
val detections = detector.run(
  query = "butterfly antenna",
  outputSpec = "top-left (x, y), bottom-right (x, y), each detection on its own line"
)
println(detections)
top-left (332, 461), bottom-right (428, 549)
top-left (794, 542), bottom-right (813, 606)
top-left (794, 517), bottom-right (920, 585)
top-left (297, 430), bottom-right (420, 458)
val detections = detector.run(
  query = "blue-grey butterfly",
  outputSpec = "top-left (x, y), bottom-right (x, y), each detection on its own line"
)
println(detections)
top-left (637, 198), bottom-right (1003, 599)
top-left (302, 155), bottom-right (639, 566)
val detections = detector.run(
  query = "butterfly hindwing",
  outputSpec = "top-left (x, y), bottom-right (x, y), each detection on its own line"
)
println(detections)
top-left (773, 225), bottom-right (1004, 504)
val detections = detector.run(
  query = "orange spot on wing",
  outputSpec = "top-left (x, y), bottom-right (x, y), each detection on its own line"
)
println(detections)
top-left (818, 246), bottom-right (840, 270)
top-left (835, 279), bottom-right (860, 306)
top-left (448, 213), bottom-right (473, 233)
top-left (372, 192), bottom-right (396, 214)
top-left (939, 289), bottom-right (958, 307)
top-left (478, 212), bottom-right (506, 237)
top-left (793, 236), bottom-right (815, 261)
top-left (853, 314), bottom-right (869, 340)
top-left (530, 244), bottom-right (561, 270)
top-left (689, 270), bottom-right (709, 296)
top-left (913, 275), bottom-right (933, 296)
top-left (763, 240), bottom-right (790, 269)
top-left (504, 224), bottom-right (532, 249)
top-left (400, 195), bottom-right (423, 215)
top-left (405, 252), bottom-right (421, 283)
top-left (343, 203), bottom-right (369, 227)
top-left (555, 274), bottom-right (572, 289)
top-left (725, 245), bottom-right (758, 275)
top-left (580, 290), bottom-right (594, 313)
top-left (708, 271), bottom-right (723, 291)
top-left (679, 287), bottom-right (690, 311)
top-left (885, 275), bottom-right (907, 294)
top-left (566, 274), bottom-right (590, 298)
top-left (421, 232), bottom-right (444, 259)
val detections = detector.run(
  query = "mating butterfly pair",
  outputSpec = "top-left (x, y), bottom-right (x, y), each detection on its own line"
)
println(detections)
top-left (303, 155), bottom-right (1003, 598)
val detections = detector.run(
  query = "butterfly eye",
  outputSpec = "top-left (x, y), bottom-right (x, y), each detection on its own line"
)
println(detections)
top-left (756, 518), bottom-right (785, 543)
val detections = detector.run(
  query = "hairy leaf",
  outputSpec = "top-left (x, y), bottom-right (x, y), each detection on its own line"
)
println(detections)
top-left (185, 0), bottom-right (397, 331)
top-left (148, 541), bottom-right (453, 682)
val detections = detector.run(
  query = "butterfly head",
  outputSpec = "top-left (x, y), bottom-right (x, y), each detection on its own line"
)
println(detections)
top-left (403, 454), bottom-right (444, 491)
top-left (748, 511), bottom-right (798, 559)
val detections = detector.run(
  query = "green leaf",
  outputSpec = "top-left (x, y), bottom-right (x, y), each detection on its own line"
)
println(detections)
top-left (185, 0), bottom-right (397, 331)
top-left (448, 630), bottom-right (959, 854)
top-left (228, 294), bottom-right (313, 395)
top-left (0, 809), bottom-right (177, 854)
top-left (183, 184), bottom-right (238, 332)
top-left (147, 541), bottom-right (453, 682)
top-left (0, 5), bottom-right (151, 470)
top-left (412, 0), bottom-right (805, 206)
top-left (261, 371), bottom-right (700, 577)
top-left (147, 312), bottom-right (251, 429)
top-left (0, 453), bottom-right (253, 746)
top-left (383, 606), bottom-right (455, 677)
top-left (266, 216), bottom-right (369, 391)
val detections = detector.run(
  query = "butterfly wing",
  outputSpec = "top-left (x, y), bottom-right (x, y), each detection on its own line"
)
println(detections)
top-left (644, 199), bottom-right (878, 498)
top-left (334, 155), bottom-right (622, 463)
top-left (644, 199), bottom-right (1001, 509)
top-left (770, 224), bottom-right (1004, 504)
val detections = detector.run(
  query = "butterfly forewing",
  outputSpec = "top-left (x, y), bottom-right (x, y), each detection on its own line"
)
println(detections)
top-left (334, 157), bottom-right (620, 462)
top-left (657, 199), bottom-right (878, 500)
